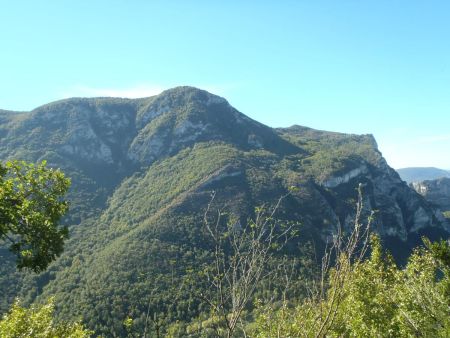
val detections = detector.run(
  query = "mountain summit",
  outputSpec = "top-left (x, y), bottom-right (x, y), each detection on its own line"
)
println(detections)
top-left (0, 87), bottom-right (448, 335)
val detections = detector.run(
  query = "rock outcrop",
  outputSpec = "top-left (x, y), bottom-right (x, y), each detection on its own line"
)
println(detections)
top-left (412, 177), bottom-right (450, 213)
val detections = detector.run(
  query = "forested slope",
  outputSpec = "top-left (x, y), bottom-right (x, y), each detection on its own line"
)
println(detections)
top-left (0, 87), bottom-right (447, 336)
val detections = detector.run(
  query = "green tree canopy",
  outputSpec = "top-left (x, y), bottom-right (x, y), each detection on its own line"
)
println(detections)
top-left (0, 298), bottom-right (91, 337)
top-left (0, 160), bottom-right (70, 272)
top-left (252, 236), bottom-right (450, 337)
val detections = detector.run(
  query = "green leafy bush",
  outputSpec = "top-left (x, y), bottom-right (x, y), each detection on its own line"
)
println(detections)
top-left (0, 160), bottom-right (70, 272)
top-left (252, 237), bottom-right (450, 337)
top-left (0, 299), bottom-right (91, 337)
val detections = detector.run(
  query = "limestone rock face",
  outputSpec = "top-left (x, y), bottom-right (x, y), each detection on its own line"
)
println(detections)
top-left (412, 178), bottom-right (450, 223)
top-left (127, 87), bottom-right (297, 166)
top-left (317, 158), bottom-right (438, 241)
top-left (323, 165), bottom-right (369, 188)
top-left (277, 125), bottom-right (444, 244)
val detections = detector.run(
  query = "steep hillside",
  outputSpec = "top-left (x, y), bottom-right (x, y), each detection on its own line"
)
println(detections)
top-left (0, 87), bottom-right (448, 336)
top-left (397, 167), bottom-right (450, 183)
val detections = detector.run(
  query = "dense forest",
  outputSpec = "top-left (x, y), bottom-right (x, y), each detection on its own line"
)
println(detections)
top-left (1, 164), bottom-right (449, 336)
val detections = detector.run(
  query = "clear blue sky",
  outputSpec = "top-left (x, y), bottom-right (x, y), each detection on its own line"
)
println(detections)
top-left (1, 1), bottom-right (449, 169)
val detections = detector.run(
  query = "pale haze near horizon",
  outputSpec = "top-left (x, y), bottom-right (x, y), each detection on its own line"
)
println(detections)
top-left (1, 1), bottom-right (449, 169)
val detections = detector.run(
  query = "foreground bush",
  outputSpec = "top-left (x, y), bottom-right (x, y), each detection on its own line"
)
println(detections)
top-left (253, 236), bottom-right (450, 337)
top-left (0, 299), bottom-right (91, 338)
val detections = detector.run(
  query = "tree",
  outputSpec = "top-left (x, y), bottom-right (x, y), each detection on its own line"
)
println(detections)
top-left (252, 185), bottom-right (450, 337)
top-left (0, 298), bottom-right (91, 337)
top-left (0, 160), bottom-right (70, 272)
top-left (392, 238), bottom-right (450, 337)
top-left (331, 235), bottom-right (400, 337)
top-left (199, 191), bottom-right (298, 337)
top-left (253, 183), bottom-right (374, 337)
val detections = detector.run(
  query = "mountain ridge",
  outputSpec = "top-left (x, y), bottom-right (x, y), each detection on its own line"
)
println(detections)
top-left (397, 167), bottom-right (450, 183)
top-left (0, 86), bottom-right (448, 336)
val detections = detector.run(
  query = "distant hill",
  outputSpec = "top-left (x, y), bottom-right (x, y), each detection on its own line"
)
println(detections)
top-left (0, 87), bottom-right (448, 336)
top-left (397, 167), bottom-right (450, 183)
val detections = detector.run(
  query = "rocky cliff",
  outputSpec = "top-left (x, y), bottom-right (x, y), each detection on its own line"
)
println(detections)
top-left (412, 177), bottom-right (450, 219)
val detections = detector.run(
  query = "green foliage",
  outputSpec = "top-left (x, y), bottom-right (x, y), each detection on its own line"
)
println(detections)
top-left (0, 298), bottom-right (91, 337)
top-left (19, 143), bottom-right (248, 336)
top-left (423, 237), bottom-right (450, 269)
top-left (252, 236), bottom-right (450, 337)
top-left (0, 160), bottom-right (70, 272)
top-left (333, 235), bottom-right (400, 337)
top-left (278, 126), bottom-right (382, 182)
top-left (104, 142), bottom-right (240, 233)
top-left (443, 210), bottom-right (450, 219)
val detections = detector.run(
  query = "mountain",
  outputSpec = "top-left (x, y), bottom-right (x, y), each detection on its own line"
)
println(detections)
top-left (397, 167), bottom-right (450, 183)
top-left (0, 86), bottom-right (448, 336)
